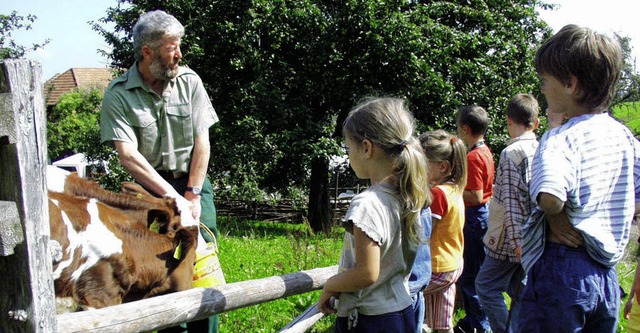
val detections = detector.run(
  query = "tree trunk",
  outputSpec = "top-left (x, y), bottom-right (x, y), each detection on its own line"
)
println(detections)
top-left (307, 157), bottom-right (330, 233)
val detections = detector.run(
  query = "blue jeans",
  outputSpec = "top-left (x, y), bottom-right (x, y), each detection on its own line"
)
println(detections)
top-left (518, 242), bottom-right (620, 333)
top-left (457, 204), bottom-right (490, 331)
top-left (335, 306), bottom-right (416, 333)
top-left (475, 255), bottom-right (525, 333)
top-left (411, 292), bottom-right (425, 333)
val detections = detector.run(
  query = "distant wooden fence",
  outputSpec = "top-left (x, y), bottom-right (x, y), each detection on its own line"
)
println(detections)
top-left (0, 59), bottom-right (336, 332)
top-left (216, 185), bottom-right (363, 224)
top-left (217, 199), bottom-right (306, 222)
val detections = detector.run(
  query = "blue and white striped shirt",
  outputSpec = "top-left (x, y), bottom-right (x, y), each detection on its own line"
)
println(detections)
top-left (521, 113), bottom-right (640, 273)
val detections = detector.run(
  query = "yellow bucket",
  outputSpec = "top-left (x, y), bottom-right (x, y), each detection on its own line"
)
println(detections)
top-left (193, 224), bottom-right (226, 288)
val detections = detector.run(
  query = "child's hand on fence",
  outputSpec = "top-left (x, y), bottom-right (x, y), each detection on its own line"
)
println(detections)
top-left (318, 289), bottom-right (339, 315)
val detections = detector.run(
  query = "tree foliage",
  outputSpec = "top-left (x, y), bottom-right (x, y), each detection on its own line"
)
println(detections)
top-left (93, 0), bottom-right (552, 230)
top-left (0, 11), bottom-right (49, 59)
top-left (614, 33), bottom-right (640, 104)
top-left (47, 89), bottom-right (104, 161)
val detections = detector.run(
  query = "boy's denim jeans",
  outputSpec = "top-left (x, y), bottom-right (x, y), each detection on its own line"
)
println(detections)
top-left (457, 203), bottom-right (491, 332)
top-left (475, 255), bottom-right (525, 333)
top-left (518, 242), bottom-right (619, 333)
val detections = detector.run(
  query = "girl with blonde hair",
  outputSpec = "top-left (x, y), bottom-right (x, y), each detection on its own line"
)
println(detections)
top-left (318, 97), bottom-right (429, 332)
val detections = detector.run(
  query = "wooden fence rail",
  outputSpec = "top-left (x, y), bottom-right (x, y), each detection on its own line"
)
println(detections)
top-left (278, 301), bottom-right (324, 333)
top-left (57, 266), bottom-right (337, 332)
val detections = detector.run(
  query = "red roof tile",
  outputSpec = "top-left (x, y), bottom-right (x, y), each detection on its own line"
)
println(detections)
top-left (44, 68), bottom-right (117, 106)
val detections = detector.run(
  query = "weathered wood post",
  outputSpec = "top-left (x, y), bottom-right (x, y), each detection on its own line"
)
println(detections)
top-left (0, 59), bottom-right (57, 332)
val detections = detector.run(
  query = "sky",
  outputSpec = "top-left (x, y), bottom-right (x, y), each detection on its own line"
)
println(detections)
top-left (537, 0), bottom-right (640, 70)
top-left (2, 0), bottom-right (638, 82)
top-left (1, 0), bottom-right (116, 81)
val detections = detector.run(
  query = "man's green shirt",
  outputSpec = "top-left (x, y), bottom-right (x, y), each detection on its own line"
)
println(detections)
top-left (100, 62), bottom-right (218, 173)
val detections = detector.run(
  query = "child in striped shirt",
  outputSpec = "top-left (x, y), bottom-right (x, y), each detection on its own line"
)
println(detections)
top-left (520, 24), bottom-right (640, 332)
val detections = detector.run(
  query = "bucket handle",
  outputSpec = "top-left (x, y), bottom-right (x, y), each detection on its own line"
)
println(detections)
top-left (199, 222), bottom-right (219, 250)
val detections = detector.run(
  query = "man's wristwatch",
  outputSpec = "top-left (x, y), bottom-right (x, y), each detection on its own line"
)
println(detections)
top-left (186, 186), bottom-right (202, 196)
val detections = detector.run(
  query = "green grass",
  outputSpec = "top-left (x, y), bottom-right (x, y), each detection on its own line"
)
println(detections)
top-left (217, 217), bottom-right (343, 332)
top-left (617, 233), bottom-right (638, 333)
top-left (608, 102), bottom-right (640, 332)
top-left (214, 217), bottom-right (640, 332)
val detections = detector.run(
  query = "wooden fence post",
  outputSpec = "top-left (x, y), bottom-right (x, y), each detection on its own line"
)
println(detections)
top-left (0, 59), bottom-right (57, 332)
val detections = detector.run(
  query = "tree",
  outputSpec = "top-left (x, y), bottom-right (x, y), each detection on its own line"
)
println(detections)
top-left (94, 0), bottom-right (551, 231)
top-left (0, 11), bottom-right (49, 59)
top-left (47, 89), bottom-right (103, 161)
top-left (614, 33), bottom-right (640, 104)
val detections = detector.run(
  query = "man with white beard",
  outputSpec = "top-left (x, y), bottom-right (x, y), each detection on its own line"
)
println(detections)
top-left (100, 10), bottom-right (219, 333)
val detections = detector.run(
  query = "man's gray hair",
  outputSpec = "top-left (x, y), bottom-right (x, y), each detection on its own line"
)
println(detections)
top-left (132, 10), bottom-right (184, 62)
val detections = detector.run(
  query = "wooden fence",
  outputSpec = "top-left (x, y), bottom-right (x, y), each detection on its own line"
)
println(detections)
top-left (0, 59), bottom-right (56, 333)
top-left (215, 184), bottom-right (363, 225)
top-left (0, 59), bottom-right (335, 332)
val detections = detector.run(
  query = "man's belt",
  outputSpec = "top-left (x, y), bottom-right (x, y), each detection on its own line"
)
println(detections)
top-left (157, 170), bottom-right (188, 180)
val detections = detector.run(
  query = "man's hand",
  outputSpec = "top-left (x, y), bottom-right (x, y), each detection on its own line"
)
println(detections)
top-left (515, 246), bottom-right (522, 261)
top-left (165, 191), bottom-right (199, 228)
top-left (184, 191), bottom-right (202, 221)
top-left (547, 211), bottom-right (583, 247)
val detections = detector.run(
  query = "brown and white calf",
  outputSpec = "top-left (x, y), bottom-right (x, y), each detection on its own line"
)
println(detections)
top-left (46, 166), bottom-right (198, 309)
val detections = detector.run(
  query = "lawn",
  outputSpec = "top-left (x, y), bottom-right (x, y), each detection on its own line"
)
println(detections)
top-left (217, 217), bottom-right (343, 332)
top-left (215, 217), bottom-right (639, 332)
top-left (617, 231), bottom-right (638, 333)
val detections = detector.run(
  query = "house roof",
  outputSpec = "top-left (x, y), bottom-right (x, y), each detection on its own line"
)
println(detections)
top-left (44, 68), bottom-right (117, 106)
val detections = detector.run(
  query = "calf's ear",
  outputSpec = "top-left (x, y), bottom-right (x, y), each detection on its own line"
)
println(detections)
top-left (147, 209), bottom-right (176, 236)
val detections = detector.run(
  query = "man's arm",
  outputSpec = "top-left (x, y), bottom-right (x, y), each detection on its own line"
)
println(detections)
top-left (114, 141), bottom-right (181, 198)
top-left (538, 192), bottom-right (583, 247)
top-left (184, 133), bottom-right (211, 220)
